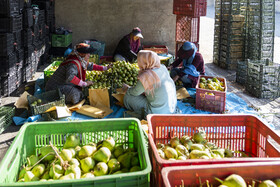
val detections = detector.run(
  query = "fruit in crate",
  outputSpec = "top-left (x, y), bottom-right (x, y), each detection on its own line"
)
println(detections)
top-left (199, 77), bottom-right (225, 92)
top-left (86, 61), bottom-right (139, 89)
top-left (17, 136), bottom-right (142, 183)
top-left (156, 129), bottom-right (240, 160)
top-left (48, 65), bottom-right (59, 72)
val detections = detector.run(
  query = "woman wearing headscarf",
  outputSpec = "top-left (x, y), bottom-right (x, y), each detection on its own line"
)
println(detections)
top-left (169, 41), bottom-right (205, 88)
top-left (113, 27), bottom-right (143, 62)
top-left (45, 43), bottom-right (111, 105)
top-left (122, 50), bottom-right (177, 116)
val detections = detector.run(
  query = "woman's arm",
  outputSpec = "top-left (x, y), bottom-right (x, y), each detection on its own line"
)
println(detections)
top-left (125, 80), bottom-right (145, 96)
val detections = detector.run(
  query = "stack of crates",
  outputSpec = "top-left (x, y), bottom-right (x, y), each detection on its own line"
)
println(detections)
top-left (0, 0), bottom-right (23, 96)
top-left (213, 0), bottom-right (247, 70)
top-left (214, 0), bottom-right (275, 70)
top-left (173, 0), bottom-right (207, 58)
top-left (246, 59), bottom-right (280, 99)
top-left (246, 0), bottom-right (275, 61)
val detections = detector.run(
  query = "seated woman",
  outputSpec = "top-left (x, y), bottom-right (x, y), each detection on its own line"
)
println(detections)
top-left (169, 41), bottom-right (205, 88)
top-left (122, 50), bottom-right (177, 117)
top-left (113, 27), bottom-right (143, 62)
top-left (45, 43), bottom-right (111, 105)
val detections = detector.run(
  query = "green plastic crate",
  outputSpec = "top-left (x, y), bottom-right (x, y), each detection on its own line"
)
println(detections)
top-left (0, 106), bottom-right (15, 134)
top-left (27, 89), bottom-right (65, 115)
top-left (0, 118), bottom-right (151, 186)
top-left (43, 61), bottom-right (62, 84)
top-left (51, 33), bottom-right (72, 47)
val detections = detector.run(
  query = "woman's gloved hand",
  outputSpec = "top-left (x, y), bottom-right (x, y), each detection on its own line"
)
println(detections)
top-left (85, 81), bottom-right (94, 87)
top-left (122, 83), bottom-right (131, 93)
top-left (103, 63), bottom-right (113, 71)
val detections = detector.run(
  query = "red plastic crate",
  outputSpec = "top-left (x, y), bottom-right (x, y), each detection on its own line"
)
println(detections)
top-left (147, 114), bottom-right (280, 187)
top-left (196, 75), bottom-right (227, 113)
top-left (142, 45), bottom-right (168, 54)
top-left (176, 16), bottom-right (200, 43)
top-left (173, 0), bottom-right (207, 17)
top-left (162, 162), bottom-right (280, 187)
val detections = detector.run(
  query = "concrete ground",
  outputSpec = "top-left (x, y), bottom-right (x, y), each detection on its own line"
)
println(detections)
top-left (0, 5), bottom-right (280, 163)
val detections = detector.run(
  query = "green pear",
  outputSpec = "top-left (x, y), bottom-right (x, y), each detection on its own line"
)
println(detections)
top-left (183, 139), bottom-right (193, 150)
top-left (63, 134), bottom-right (80, 149)
top-left (176, 144), bottom-right (189, 156)
top-left (78, 145), bottom-right (97, 159)
top-left (274, 179), bottom-right (280, 187)
top-left (69, 148), bottom-right (77, 157)
top-left (113, 145), bottom-right (124, 158)
top-left (80, 157), bottom-right (95, 173)
top-left (108, 158), bottom-right (121, 173)
top-left (81, 172), bottom-right (95, 178)
top-left (224, 148), bottom-right (234, 157)
top-left (65, 164), bottom-right (81, 179)
top-left (59, 173), bottom-right (75, 180)
top-left (131, 156), bottom-right (139, 166)
top-left (130, 166), bottom-right (141, 172)
top-left (31, 164), bottom-right (45, 178)
top-left (60, 149), bottom-right (73, 161)
top-left (164, 147), bottom-right (178, 159)
top-left (170, 137), bottom-right (180, 148)
top-left (40, 145), bottom-right (57, 161)
top-left (178, 155), bottom-right (187, 160)
top-left (193, 131), bottom-right (206, 143)
top-left (41, 171), bottom-right (50, 180)
top-left (27, 155), bottom-right (39, 167)
top-left (102, 137), bottom-right (115, 151)
top-left (24, 171), bottom-right (39, 182)
top-left (189, 150), bottom-right (211, 159)
top-left (212, 149), bottom-right (225, 158)
top-left (259, 180), bottom-right (277, 187)
top-left (180, 135), bottom-right (191, 145)
top-left (49, 164), bottom-right (64, 179)
top-left (215, 174), bottom-right (246, 187)
top-left (17, 178), bottom-right (24, 182)
top-left (69, 158), bottom-right (80, 166)
top-left (94, 162), bottom-right (108, 176)
top-left (190, 144), bottom-right (205, 151)
top-left (92, 147), bottom-right (111, 163)
top-left (24, 171), bottom-right (35, 182)
top-left (156, 143), bottom-right (165, 150)
top-left (18, 167), bottom-right (28, 179)
top-left (157, 149), bottom-right (165, 159)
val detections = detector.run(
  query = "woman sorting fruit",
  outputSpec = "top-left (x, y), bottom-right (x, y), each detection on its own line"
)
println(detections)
top-left (169, 41), bottom-right (205, 88)
top-left (122, 50), bottom-right (177, 117)
top-left (45, 43), bottom-right (111, 105)
top-left (113, 27), bottom-right (143, 62)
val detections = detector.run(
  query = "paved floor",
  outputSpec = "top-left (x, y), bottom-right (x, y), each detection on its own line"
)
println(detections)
top-left (0, 5), bottom-right (280, 163)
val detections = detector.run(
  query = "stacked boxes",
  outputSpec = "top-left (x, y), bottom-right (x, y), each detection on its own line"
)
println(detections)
top-left (246, 0), bottom-right (275, 60)
top-left (0, 0), bottom-right (22, 96)
top-left (213, 0), bottom-right (247, 70)
top-left (246, 59), bottom-right (280, 99)
top-left (173, 0), bottom-right (207, 58)
top-left (213, 0), bottom-right (275, 70)
top-left (0, 0), bottom-right (56, 96)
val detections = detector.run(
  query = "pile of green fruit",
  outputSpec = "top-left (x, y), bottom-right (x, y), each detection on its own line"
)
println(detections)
top-left (156, 129), bottom-right (236, 160)
top-left (17, 135), bottom-right (142, 182)
top-left (48, 65), bottom-right (60, 72)
top-left (31, 99), bottom-right (42, 107)
top-left (86, 61), bottom-right (139, 89)
top-left (199, 77), bottom-right (225, 92)
top-left (178, 174), bottom-right (280, 187)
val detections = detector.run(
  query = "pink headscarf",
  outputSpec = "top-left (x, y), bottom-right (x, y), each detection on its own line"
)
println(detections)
top-left (137, 50), bottom-right (161, 95)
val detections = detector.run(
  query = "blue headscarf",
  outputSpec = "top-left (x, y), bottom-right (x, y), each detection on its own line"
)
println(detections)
top-left (182, 42), bottom-right (200, 77)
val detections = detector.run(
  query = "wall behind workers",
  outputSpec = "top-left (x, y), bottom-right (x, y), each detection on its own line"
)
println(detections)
top-left (55, 0), bottom-right (176, 56)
